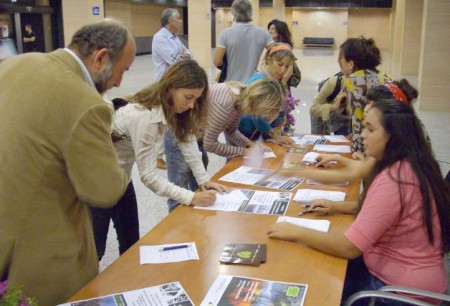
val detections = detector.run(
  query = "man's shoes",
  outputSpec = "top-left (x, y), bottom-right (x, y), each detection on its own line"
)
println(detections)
top-left (157, 158), bottom-right (167, 169)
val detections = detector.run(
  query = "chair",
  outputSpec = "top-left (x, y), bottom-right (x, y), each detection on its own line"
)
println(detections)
top-left (344, 253), bottom-right (450, 306)
top-left (343, 285), bottom-right (450, 306)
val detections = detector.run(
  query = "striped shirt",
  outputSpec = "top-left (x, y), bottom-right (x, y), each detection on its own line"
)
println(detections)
top-left (204, 83), bottom-right (251, 157)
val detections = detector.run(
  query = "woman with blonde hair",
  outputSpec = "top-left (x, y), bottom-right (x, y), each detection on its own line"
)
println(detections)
top-left (204, 78), bottom-right (285, 157)
top-left (90, 60), bottom-right (229, 260)
top-left (239, 43), bottom-right (296, 146)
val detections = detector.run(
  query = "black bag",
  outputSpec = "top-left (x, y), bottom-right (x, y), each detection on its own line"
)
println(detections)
top-left (288, 61), bottom-right (301, 88)
top-left (318, 72), bottom-right (343, 102)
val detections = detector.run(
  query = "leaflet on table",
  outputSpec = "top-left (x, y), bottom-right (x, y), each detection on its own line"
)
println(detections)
top-left (291, 134), bottom-right (325, 145)
top-left (200, 275), bottom-right (308, 306)
top-left (313, 144), bottom-right (351, 153)
top-left (58, 281), bottom-right (194, 306)
top-left (323, 135), bottom-right (351, 142)
top-left (277, 216), bottom-right (331, 232)
top-left (218, 165), bottom-right (304, 191)
top-left (243, 151), bottom-right (276, 159)
top-left (293, 189), bottom-right (346, 202)
top-left (195, 189), bottom-right (291, 215)
top-left (140, 242), bottom-right (199, 264)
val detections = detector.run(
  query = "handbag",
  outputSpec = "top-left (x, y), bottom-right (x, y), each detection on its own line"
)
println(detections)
top-left (288, 61), bottom-right (301, 88)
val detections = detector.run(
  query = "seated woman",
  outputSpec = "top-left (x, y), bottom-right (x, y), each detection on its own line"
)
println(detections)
top-left (268, 99), bottom-right (450, 305)
top-left (90, 60), bottom-right (229, 261)
top-left (204, 78), bottom-right (285, 158)
top-left (339, 36), bottom-right (393, 153)
top-left (291, 79), bottom-right (420, 186)
top-left (239, 43), bottom-right (295, 146)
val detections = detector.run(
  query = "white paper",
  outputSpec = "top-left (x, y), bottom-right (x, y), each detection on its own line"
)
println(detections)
top-left (140, 242), bottom-right (199, 264)
top-left (313, 144), bottom-right (352, 153)
top-left (302, 152), bottom-right (320, 163)
top-left (292, 134), bottom-right (324, 145)
top-left (324, 135), bottom-right (351, 142)
top-left (277, 216), bottom-right (331, 232)
top-left (58, 281), bottom-right (194, 306)
top-left (293, 189), bottom-right (346, 202)
top-left (306, 179), bottom-right (350, 187)
top-left (244, 151), bottom-right (276, 159)
top-left (195, 189), bottom-right (291, 215)
top-left (218, 165), bottom-right (272, 185)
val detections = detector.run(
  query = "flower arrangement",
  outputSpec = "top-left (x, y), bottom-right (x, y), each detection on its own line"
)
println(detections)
top-left (283, 93), bottom-right (300, 135)
top-left (0, 281), bottom-right (38, 306)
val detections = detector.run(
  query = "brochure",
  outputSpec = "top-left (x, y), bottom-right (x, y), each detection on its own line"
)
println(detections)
top-left (218, 166), bottom-right (304, 191)
top-left (195, 189), bottom-right (291, 215)
top-left (59, 282), bottom-right (194, 306)
top-left (200, 275), bottom-right (308, 306)
top-left (219, 243), bottom-right (267, 266)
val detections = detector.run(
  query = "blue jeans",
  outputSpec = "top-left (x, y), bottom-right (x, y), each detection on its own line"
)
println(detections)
top-left (164, 130), bottom-right (208, 212)
top-left (89, 182), bottom-right (139, 261)
top-left (342, 256), bottom-right (406, 306)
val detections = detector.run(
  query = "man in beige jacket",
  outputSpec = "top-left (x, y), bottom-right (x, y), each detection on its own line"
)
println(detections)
top-left (0, 19), bottom-right (135, 305)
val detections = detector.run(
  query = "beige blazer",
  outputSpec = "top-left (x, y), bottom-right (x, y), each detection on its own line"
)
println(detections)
top-left (0, 50), bottom-right (127, 305)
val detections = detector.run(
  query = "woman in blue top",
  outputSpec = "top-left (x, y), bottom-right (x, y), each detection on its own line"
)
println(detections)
top-left (238, 43), bottom-right (295, 146)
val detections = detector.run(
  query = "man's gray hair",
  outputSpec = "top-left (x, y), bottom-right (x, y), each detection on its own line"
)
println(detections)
top-left (231, 0), bottom-right (252, 22)
top-left (68, 19), bottom-right (129, 64)
top-left (161, 9), bottom-right (179, 27)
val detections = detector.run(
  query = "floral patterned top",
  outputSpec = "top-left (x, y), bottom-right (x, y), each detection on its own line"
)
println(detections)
top-left (346, 69), bottom-right (392, 152)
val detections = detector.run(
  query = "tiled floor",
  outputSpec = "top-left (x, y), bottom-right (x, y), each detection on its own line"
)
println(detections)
top-left (100, 49), bottom-right (450, 272)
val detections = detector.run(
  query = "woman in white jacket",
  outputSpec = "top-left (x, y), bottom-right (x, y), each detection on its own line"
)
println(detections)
top-left (91, 60), bottom-right (229, 261)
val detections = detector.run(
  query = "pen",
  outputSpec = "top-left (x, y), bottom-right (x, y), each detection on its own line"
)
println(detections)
top-left (298, 210), bottom-right (315, 216)
top-left (160, 245), bottom-right (189, 251)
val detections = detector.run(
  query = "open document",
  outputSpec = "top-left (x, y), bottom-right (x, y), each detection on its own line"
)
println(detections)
top-left (195, 189), bottom-right (291, 215)
top-left (218, 166), bottom-right (304, 191)
top-left (200, 275), bottom-right (308, 306)
top-left (59, 282), bottom-right (194, 306)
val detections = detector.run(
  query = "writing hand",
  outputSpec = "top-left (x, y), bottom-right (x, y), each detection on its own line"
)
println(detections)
top-left (191, 190), bottom-right (217, 206)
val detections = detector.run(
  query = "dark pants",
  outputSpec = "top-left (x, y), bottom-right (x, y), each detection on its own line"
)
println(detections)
top-left (89, 182), bottom-right (139, 261)
top-left (342, 256), bottom-right (406, 306)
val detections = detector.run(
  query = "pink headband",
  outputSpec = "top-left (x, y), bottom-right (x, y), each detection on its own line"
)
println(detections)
top-left (268, 44), bottom-right (292, 56)
top-left (384, 83), bottom-right (409, 105)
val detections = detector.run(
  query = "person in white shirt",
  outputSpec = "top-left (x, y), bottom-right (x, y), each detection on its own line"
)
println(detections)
top-left (90, 60), bottom-right (230, 260)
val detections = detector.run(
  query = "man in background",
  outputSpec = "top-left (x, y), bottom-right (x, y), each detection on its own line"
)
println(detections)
top-left (214, 0), bottom-right (273, 83)
top-left (22, 24), bottom-right (36, 52)
top-left (152, 8), bottom-right (192, 169)
top-left (0, 19), bottom-right (135, 305)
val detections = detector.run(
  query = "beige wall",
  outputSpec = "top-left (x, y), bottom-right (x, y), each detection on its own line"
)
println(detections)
top-left (399, 0), bottom-right (422, 75)
top-left (417, 0), bottom-right (450, 111)
top-left (62, 0), bottom-right (104, 46)
top-left (347, 8), bottom-right (391, 51)
top-left (292, 9), bottom-right (348, 49)
top-left (105, 0), bottom-right (180, 37)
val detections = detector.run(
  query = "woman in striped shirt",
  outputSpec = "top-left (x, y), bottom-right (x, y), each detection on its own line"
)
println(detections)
top-left (204, 78), bottom-right (284, 157)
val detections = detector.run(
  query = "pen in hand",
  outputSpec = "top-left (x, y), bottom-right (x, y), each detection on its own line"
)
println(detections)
top-left (160, 245), bottom-right (189, 252)
top-left (298, 210), bottom-right (315, 216)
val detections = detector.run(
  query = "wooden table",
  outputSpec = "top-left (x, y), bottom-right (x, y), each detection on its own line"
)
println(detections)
top-left (68, 142), bottom-right (358, 305)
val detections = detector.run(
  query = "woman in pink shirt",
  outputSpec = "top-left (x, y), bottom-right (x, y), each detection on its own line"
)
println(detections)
top-left (268, 99), bottom-right (449, 305)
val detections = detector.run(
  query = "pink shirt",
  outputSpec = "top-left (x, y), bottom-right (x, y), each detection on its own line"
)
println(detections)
top-left (345, 161), bottom-right (447, 296)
